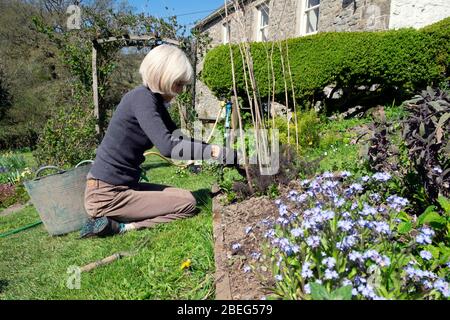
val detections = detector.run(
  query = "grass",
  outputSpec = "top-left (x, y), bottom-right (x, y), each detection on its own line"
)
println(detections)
top-left (301, 104), bottom-right (407, 175)
top-left (0, 150), bottom-right (217, 299)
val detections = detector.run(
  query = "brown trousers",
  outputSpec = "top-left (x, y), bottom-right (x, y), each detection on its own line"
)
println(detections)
top-left (84, 176), bottom-right (197, 230)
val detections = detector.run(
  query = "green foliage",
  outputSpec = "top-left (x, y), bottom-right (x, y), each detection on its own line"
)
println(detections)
top-left (0, 66), bottom-right (12, 121)
top-left (273, 109), bottom-right (321, 152)
top-left (33, 105), bottom-right (97, 168)
top-left (403, 87), bottom-right (450, 201)
top-left (418, 196), bottom-right (450, 243)
top-left (0, 152), bottom-right (32, 185)
top-left (0, 123), bottom-right (39, 150)
top-left (0, 152), bottom-right (27, 173)
top-left (0, 151), bottom-right (31, 207)
top-left (0, 0), bottom-right (67, 150)
top-left (218, 166), bottom-right (245, 203)
top-left (310, 283), bottom-right (352, 300)
top-left (169, 91), bottom-right (198, 134)
top-left (202, 18), bottom-right (450, 113)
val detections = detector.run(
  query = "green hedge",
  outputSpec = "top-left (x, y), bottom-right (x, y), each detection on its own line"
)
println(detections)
top-left (202, 18), bottom-right (450, 111)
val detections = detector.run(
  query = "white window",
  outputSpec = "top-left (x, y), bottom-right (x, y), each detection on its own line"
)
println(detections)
top-left (256, 2), bottom-right (270, 42)
top-left (302, 0), bottom-right (320, 35)
top-left (223, 22), bottom-right (230, 44)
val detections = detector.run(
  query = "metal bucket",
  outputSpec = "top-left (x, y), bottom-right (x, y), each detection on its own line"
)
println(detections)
top-left (24, 160), bottom-right (93, 236)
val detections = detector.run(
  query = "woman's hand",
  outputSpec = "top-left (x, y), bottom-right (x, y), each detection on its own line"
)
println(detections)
top-left (211, 145), bottom-right (221, 159)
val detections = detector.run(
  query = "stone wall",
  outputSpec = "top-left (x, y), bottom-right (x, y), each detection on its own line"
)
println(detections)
top-left (389, 0), bottom-right (450, 29)
top-left (318, 0), bottom-right (391, 32)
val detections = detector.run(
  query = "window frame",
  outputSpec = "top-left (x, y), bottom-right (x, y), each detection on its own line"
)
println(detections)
top-left (300, 0), bottom-right (320, 36)
top-left (256, 2), bottom-right (270, 42)
top-left (223, 22), bottom-right (231, 44)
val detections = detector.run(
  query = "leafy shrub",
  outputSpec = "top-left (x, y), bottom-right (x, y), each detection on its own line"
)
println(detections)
top-left (33, 105), bottom-right (97, 168)
top-left (262, 171), bottom-right (449, 300)
top-left (403, 87), bottom-right (450, 201)
top-left (202, 18), bottom-right (450, 114)
top-left (363, 88), bottom-right (449, 208)
top-left (0, 123), bottom-right (39, 150)
top-left (273, 109), bottom-right (321, 152)
top-left (0, 66), bottom-right (12, 121)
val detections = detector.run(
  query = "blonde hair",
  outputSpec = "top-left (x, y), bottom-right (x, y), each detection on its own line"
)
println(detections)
top-left (139, 44), bottom-right (193, 97)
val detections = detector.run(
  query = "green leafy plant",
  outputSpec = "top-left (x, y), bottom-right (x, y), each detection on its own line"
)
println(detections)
top-left (0, 152), bottom-right (32, 184)
top-left (310, 283), bottom-right (352, 300)
top-left (273, 109), bottom-right (321, 152)
top-left (33, 105), bottom-right (97, 168)
top-left (262, 171), bottom-right (449, 300)
top-left (402, 87), bottom-right (450, 202)
top-left (418, 196), bottom-right (450, 244)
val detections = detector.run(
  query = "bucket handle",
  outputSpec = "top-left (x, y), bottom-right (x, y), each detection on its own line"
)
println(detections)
top-left (75, 160), bottom-right (94, 168)
top-left (34, 166), bottom-right (65, 180)
top-left (33, 160), bottom-right (93, 180)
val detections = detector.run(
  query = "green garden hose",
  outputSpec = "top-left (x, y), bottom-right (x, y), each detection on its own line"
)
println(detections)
top-left (0, 221), bottom-right (42, 239)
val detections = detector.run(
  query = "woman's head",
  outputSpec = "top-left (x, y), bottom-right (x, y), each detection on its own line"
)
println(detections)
top-left (139, 44), bottom-right (193, 99)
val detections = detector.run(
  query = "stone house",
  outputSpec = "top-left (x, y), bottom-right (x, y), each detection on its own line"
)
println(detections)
top-left (192, 0), bottom-right (450, 121)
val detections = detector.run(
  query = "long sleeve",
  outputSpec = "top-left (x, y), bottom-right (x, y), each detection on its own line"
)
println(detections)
top-left (134, 97), bottom-right (211, 161)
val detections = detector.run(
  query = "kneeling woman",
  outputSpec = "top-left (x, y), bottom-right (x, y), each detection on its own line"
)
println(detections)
top-left (81, 44), bottom-right (226, 237)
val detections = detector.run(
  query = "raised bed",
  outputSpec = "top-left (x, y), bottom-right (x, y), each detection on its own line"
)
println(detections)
top-left (212, 193), bottom-right (280, 300)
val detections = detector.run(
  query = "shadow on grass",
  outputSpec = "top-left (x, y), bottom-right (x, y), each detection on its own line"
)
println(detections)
top-left (0, 279), bottom-right (9, 293)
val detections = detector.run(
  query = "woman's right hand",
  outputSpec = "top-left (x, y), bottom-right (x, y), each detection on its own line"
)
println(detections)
top-left (211, 145), bottom-right (221, 159)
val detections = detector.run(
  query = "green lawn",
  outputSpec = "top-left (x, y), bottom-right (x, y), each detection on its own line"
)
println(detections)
top-left (0, 152), bottom-right (217, 300)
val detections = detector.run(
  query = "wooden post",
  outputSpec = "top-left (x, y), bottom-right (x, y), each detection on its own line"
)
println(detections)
top-left (178, 101), bottom-right (187, 130)
top-left (92, 42), bottom-right (100, 140)
top-left (192, 38), bottom-right (198, 119)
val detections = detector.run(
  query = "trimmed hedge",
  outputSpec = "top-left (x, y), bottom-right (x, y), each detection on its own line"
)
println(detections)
top-left (202, 18), bottom-right (450, 111)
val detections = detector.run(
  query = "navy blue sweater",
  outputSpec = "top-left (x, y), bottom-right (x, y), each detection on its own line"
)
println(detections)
top-left (88, 85), bottom-right (211, 186)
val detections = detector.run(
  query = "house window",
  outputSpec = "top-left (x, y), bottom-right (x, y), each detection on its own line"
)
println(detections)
top-left (304, 0), bottom-right (320, 34)
top-left (223, 22), bottom-right (230, 44)
top-left (257, 2), bottom-right (270, 42)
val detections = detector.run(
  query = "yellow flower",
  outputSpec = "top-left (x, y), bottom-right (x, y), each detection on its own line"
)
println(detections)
top-left (180, 259), bottom-right (192, 270)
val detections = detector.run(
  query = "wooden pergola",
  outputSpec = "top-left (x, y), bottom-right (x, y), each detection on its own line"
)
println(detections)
top-left (91, 34), bottom-right (181, 140)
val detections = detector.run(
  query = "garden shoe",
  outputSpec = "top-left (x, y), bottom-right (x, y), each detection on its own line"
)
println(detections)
top-left (79, 217), bottom-right (122, 238)
top-left (97, 217), bottom-right (122, 237)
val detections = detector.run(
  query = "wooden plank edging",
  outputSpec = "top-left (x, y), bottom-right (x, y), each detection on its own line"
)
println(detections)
top-left (212, 196), bottom-right (233, 300)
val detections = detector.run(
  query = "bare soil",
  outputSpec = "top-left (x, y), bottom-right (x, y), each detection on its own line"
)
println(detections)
top-left (213, 192), bottom-right (283, 300)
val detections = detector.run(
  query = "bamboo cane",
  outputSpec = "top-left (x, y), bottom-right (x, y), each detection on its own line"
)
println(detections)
top-left (223, 0), bottom-right (254, 194)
